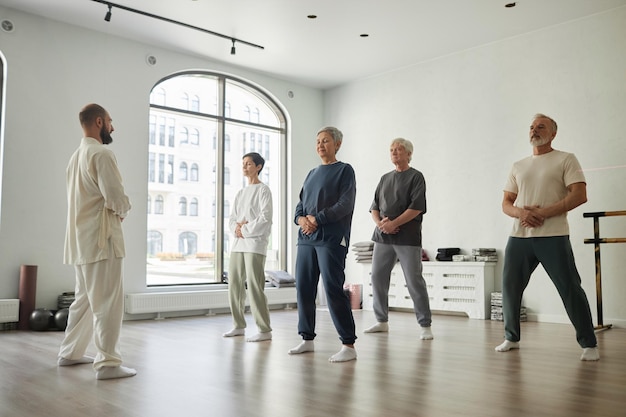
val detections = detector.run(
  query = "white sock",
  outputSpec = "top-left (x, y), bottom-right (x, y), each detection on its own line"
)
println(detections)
top-left (58, 356), bottom-right (94, 366)
top-left (288, 340), bottom-right (314, 354)
top-left (495, 340), bottom-right (520, 352)
top-left (364, 322), bottom-right (389, 333)
top-left (247, 332), bottom-right (272, 342)
top-left (329, 346), bottom-right (357, 363)
top-left (223, 328), bottom-right (245, 337)
top-left (581, 347), bottom-right (600, 361)
top-left (420, 327), bottom-right (434, 340)
top-left (96, 366), bottom-right (137, 380)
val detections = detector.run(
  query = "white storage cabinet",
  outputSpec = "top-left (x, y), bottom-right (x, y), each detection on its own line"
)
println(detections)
top-left (362, 261), bottom-right (496, 319)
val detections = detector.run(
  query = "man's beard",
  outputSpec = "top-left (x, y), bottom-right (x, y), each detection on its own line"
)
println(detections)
top-left (100, 125), bottom-right (113, 145)
top-left (530, 136), bottom-right (550, 147)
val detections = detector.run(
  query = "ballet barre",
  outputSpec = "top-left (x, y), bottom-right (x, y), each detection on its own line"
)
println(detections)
top-left (583, 210), bottom-right (626, 331)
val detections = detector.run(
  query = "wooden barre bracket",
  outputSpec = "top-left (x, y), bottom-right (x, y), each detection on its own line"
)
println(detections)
top-left (583, 210), bottom-right (626, 331)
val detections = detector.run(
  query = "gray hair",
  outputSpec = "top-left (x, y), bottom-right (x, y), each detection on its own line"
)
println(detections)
top-left (533, 113), bottom-right (558, 133)
top-left (391, 137), bottom-right (413, 162)
top-left (317, 126), bottom-right (343, 147)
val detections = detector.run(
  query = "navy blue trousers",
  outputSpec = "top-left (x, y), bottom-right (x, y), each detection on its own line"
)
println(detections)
top-left (294, 244), bottom-right (356, 345)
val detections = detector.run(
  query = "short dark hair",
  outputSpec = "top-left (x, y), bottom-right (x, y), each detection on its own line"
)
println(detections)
top-left (79, 103), bottom-right (107, 127)
top-left (243, 152), bottom-right (265, 174)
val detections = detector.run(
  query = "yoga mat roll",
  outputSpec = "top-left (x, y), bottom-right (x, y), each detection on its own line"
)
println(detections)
top-left (18, 265), bottom-right (38, 330)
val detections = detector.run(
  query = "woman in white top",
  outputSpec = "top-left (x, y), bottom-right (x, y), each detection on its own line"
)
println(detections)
top-left (223, 152), bottom-right (273, 342)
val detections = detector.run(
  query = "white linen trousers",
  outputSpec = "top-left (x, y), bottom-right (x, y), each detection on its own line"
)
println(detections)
top-left (58, 242), bottom-right (125, 371)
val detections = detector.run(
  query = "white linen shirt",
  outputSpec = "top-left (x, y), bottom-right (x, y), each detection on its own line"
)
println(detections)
top-left (229, 183), bottom-right (273, 255)
top-left (64, 137), bottom-right (131, 265)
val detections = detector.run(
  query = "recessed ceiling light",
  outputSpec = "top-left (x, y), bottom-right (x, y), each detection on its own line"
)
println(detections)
top-left (307, 15), bottom-right (317, 19)
top-left (505, 2), bottom-right (516, 7)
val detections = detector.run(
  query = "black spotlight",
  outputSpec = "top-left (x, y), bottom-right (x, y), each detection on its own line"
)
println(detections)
top-left (104, 4), bottom-right (112, 22)
top-left (230, 39), bottom-right (236, 55)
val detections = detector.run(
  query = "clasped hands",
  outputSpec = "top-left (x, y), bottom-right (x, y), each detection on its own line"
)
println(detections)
top-left (377, 217), bottom-right (400, 234)
top-left (520, 205), bottom-right (545, 228)
top-left (298, 215), bottom-right (318, 235)
top-left (235, 220), bottom-right (248, 238)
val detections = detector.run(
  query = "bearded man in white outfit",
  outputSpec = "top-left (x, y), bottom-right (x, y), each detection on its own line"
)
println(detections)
top-left (57, 103), bottom-right (136, 380)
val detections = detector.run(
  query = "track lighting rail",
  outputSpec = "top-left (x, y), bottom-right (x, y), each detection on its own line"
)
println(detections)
top-left (90, 0), bottom-right (264, 54)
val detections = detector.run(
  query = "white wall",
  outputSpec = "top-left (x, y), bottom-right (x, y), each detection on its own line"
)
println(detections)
top-left (2, 6), bottom-right (625, 328)
top-left (0, 7), bottom-right (322, 305)
top-left (328, 8), bottom-right (626, 326)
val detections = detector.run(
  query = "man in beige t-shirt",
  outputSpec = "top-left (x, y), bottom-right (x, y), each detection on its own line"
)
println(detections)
top-left (494, 113), bottom-right (599, 361)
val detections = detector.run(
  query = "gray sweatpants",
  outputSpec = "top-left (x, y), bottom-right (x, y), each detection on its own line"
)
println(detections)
top-left (370, 242), bottom-right (432, 327)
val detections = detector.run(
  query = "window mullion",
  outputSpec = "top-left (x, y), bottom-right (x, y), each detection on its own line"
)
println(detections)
top-left (214, 77), bottom-right (226, 279)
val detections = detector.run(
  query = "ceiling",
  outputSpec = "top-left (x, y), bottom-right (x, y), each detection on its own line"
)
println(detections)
top-left (1, 0), bottom-right (625, 89)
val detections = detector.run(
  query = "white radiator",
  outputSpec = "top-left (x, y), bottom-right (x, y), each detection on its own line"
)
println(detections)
top-left (0, 299), bottom-right (19, 323)
top-left (125, 287), bottom-right (297, 314)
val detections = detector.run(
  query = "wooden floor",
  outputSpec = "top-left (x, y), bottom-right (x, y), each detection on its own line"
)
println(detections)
top-left (1, 308), bottom-right (625, 417)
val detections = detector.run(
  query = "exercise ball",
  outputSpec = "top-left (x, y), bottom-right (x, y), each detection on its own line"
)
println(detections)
top-left (54, 308), bottom-right (69, 331)
top-left (29, 308), bottom-right (53, 331)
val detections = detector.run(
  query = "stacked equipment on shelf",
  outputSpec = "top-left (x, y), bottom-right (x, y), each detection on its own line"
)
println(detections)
top-left (490, 292), bottom-right (526, 321)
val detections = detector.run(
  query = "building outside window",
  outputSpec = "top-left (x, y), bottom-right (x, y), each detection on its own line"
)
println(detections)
top-left (147, 72), bottom-right (287, 286)
top-left (155, 195), bottom-right (164, 215)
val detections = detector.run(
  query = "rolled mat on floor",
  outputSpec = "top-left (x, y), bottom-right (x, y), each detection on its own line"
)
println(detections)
top-left (18, 265), bottom-right (38, 330)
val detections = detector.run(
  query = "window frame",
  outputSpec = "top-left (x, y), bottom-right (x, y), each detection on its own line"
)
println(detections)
top-left (148, 71), bottom-right (289, 286)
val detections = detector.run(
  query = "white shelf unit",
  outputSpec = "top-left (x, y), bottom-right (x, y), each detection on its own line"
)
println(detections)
top-left (362, 261), bottom-right (496, 319)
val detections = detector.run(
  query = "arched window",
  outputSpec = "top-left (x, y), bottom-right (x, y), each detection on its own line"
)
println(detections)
top-left (147, 230), bottom-right (163, 256)
top-left (179, 127), bottom-right (188, 144)
top-left (190, 128), bottom-right (199, 145)
top-left (179, 162), bottom-right (188, 181)
top-left (155, 195), bottom-right (164, 215)
top-left (148, 72), bottom-right (287, 286)
top-left (181, 92), bottom-right (189, 110)
top-left (191, 95), bottom-right (200, 112)
top-left (179, 197), bottom-right (187, 216)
